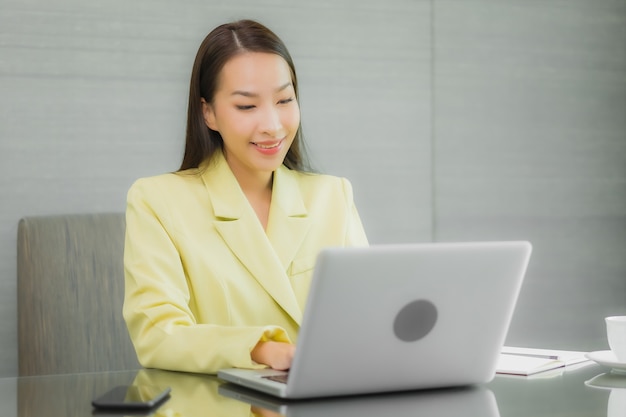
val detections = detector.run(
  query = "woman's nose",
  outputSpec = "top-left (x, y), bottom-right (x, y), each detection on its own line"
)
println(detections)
top-left (260, 106), bottom-right (283, 137)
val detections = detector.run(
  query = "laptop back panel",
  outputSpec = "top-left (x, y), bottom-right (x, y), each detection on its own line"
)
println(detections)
top-left (285, 241), bottom-right (531, 398)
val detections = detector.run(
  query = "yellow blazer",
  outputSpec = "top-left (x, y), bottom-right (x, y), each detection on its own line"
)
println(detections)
top-left (123, 151), bottom-right (368, 374)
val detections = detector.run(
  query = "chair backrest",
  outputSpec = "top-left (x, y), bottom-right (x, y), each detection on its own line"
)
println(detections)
top-left (17, 213), bottom-right (140, 376)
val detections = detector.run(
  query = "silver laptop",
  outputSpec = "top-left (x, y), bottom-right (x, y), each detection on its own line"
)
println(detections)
top-left (218, 241), bottom-right (532, 399)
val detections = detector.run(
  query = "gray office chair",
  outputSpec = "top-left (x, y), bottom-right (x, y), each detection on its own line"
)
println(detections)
top-left (17, 213), bottom-right (140, 376)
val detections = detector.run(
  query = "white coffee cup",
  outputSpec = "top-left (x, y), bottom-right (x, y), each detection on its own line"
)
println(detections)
top-left (606, 316), bottom-right (626, 362)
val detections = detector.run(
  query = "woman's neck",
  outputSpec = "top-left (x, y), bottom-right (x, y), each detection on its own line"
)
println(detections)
top-left (226, 158), bottom-right (274, 229)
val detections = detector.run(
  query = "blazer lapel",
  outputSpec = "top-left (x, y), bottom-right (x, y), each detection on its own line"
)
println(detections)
top-left (266, 165), bottom-right (311, 272)
top-left (200, 153), bottom-right (309, 325)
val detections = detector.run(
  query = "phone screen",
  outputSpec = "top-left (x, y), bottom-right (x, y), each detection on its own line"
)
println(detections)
top-left (92, 385), bottom-right (171, 410)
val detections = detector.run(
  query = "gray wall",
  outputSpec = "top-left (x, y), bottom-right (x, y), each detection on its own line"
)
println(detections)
top-left (1, 0), bottom-right (624, 377)
top-left (433, 0), bottom-right (626, 350)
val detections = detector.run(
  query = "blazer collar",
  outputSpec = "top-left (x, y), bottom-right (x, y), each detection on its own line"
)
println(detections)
top-left (200, 152), bottom-right (311, 324)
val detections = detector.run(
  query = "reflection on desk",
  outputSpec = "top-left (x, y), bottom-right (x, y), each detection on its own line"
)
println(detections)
top-left (218, 382), bottom-right (498, 417)
top-left (1, 361), bottom-right (620, 417)
top-left (135, 370), bottom-right (499, 417)
top-left (586, 372), bottom-right (626, 417)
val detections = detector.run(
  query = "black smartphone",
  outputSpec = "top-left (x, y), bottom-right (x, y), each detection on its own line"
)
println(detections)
top-left (92, 385), bottom-right (171, 410)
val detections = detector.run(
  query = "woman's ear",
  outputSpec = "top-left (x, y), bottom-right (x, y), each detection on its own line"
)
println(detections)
top-left (201, 98), bottom-right (217, 131)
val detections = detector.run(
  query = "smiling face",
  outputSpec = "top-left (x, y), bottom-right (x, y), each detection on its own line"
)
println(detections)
top-left (202, 52), bottom-right (301, 185)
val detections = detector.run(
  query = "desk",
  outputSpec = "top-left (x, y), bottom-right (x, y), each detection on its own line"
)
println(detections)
top-left (1, 363), bottom-right (622, 416)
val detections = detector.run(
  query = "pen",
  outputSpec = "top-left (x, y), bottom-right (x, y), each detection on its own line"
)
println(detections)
top-left (502, 352), bottom-right (560, 360)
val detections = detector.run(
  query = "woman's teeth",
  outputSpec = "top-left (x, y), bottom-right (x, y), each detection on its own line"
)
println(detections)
top-left (253, 142), bottom-right (280, 149)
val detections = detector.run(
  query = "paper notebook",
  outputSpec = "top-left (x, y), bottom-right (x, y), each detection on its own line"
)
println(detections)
top-left (496, 346), bottom-right (591, 376)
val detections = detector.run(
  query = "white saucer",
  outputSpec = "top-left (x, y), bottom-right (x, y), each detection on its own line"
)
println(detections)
top-left (586, 351), bottom-right (626, 373)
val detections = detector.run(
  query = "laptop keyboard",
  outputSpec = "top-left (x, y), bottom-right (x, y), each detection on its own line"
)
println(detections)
top-left (262, 374), bottom-right (289, 384)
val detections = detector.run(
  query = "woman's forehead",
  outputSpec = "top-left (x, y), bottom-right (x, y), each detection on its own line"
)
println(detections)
top-left (217, 52), bottom-right (293, 95)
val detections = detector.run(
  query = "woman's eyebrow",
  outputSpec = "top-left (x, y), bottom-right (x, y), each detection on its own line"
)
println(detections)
top-left (231, 82), bottom-right (293, 98)
top-left (275, 82), bottom-right (293, 92)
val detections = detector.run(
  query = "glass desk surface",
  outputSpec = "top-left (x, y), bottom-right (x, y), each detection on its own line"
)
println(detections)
top-left (2, 362), bottom-right (625, 417)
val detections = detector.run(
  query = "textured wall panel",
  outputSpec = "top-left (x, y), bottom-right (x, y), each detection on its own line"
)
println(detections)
top-left (433, 0), bottom-right (626, 350)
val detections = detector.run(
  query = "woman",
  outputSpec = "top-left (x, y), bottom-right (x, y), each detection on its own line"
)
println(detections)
top-left (123, 19), bottom-right (368, 374)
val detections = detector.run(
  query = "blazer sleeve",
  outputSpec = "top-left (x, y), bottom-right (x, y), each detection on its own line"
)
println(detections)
top-left (123, 179), bottom-right (290, 374)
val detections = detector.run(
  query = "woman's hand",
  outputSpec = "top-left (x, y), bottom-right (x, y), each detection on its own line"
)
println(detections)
top-left (251, 341), bottom-right (295, 370)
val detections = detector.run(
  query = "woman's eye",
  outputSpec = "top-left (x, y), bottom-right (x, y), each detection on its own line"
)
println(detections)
top-left (236, 105), bottom-right (255, 111)
top-left (278, 97), bottom-right (294, 105)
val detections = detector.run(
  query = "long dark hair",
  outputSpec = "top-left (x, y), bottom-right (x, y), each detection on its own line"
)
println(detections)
top-left (179, 20), bottom-right (309, 172)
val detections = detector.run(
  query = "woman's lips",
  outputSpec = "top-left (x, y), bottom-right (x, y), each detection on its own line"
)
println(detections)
top-left (251, 139), bottom-right (284, 155)
top-left (252, 141), bottom-right (281, 149)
